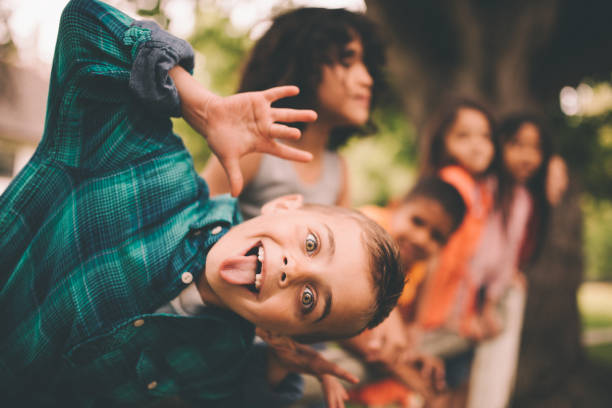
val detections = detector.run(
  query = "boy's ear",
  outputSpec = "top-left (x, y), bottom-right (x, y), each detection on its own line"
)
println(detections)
top-left (261, 194), bottom-right (303, 215)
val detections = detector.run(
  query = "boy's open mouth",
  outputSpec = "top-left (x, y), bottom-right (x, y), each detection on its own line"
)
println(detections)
top-left (219, 241), bottom-right (265, 294)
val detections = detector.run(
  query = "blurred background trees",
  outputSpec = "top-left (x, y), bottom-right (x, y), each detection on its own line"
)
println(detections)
top-left (365, 1), bottom-right (612, 406)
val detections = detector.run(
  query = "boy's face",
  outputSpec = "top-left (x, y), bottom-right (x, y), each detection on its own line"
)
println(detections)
top-left (390, 196), bottom-right (454, 266)
top-left (201, 196), bottom-right (375, 338)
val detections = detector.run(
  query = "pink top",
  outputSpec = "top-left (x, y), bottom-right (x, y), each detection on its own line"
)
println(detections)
top-left (469, 184), bottom-right (532, 302)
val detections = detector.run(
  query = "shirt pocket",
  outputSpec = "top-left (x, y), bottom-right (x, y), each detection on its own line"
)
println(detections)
top-left (63, 321), bottom-right (166, 404)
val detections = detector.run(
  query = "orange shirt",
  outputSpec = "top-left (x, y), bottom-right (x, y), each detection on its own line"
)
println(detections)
top-left (416, 166), bottom-right (493, 332)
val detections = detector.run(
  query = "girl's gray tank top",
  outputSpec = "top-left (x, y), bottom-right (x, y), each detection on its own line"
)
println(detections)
top-left (239, 151), bottom-right (342, 219)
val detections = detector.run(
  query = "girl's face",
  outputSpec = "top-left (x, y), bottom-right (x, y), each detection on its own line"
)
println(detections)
top-left (503, 122), bottom-right (543, 184)
top-left (316, 37), bottom-right (373, 127)
top-left (444, 107), bottom-right (494, 176)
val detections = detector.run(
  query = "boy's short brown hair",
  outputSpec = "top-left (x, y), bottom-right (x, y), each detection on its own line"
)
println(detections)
top-left (294, 204), bottom-right (404, 343)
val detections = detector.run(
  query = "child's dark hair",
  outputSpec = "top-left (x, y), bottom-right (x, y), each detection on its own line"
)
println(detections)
top-left (495, 113), bottom-right (553, 264)
top-left (420, 98), bottom-right (498, 176)
top-left (293, 205), bottom-right (404, 343)
top-left (239, 7), bottom-right (386, 150)
top-left (403, 177), bottom-right (467, 233)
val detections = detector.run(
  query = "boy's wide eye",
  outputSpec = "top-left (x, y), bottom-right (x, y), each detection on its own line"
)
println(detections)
top-left (301, 286), bottom-right (315, 311)
top-left (305, 233), bottom-right (318, 254)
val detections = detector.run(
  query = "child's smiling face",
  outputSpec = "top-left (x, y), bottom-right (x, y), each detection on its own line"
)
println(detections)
top-left (316, 37), bottom-right (373, 128)
top-left (390, 197), bottom-right (454, 266)
top-left (503, 122), bottom-right (543, 184)
top-left (200, 197), bottom-right (375, 338)
top-left (444, 107), bottom-right (494, 176)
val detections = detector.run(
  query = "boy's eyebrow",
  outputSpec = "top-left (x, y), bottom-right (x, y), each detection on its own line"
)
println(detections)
top-left (315, 290), bottom-right (333, 324)
top-left (324, 223), bottom-right (335, 258)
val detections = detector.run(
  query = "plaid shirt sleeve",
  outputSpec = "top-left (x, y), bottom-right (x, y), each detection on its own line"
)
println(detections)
top-left (42, 0), bottom-right (194, 169)
top-left (0, 0), bottom-right (197, 276)
top-left (0, 0), bottom-right (254, 404)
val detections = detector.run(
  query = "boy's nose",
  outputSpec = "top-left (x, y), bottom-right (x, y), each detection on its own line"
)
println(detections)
top-left (278, 254), bottom-right (311, 288)
top-left (278, 254), bottom-right (292, 288)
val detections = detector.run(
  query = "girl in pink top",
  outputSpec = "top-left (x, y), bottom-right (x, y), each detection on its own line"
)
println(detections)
top-left (467, 114), bottom-right (558, 408)
top-left (473, 114), bottom-right (555, 337)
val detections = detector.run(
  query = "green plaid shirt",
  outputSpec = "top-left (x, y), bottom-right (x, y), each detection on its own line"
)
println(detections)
top-left (0, 0), bottom-right (255, 405)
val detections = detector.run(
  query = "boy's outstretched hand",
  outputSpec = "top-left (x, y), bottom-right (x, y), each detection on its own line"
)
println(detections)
top-left (257, 329), bottom-right (358, 408)
top-left (170, 66), bottom-right (317, 196)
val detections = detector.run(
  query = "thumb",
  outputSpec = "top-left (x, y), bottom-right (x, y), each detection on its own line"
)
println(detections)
top-left (316, 359), bottom-right (359, 384)
top-left (221, 157), bottom-right (244, 197)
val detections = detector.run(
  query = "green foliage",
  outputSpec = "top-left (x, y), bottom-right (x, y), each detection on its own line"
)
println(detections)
top-left (172, 3), bottom-right (254, 170)
top-left (546, 78), bottom-right (612, 281)
top-left (587, 343), bottom-right (612, 367)
top-left (582, 197), bottom-right (612, 281)
top-left (342, 104), bottom-right (418, 206)
top-left (188, 6), bottom-right (252, 96)
top-left (552, 110), bottom-right (612, 200)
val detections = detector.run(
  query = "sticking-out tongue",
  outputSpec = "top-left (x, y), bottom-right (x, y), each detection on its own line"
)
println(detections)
top-left (219, 255), bottom-right (257, 285)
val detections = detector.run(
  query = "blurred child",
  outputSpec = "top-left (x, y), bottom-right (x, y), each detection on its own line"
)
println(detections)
top-left (470, 114), bottom-right (553, 337)
top-left (418, 100), bottom-right (497, 335)
top-left (467, 114), bottom-right (559, 408)
top-left (341, 177), bottom-right (467, 407)
top-left (202, 7), bottom-right (385, 215)
top-left (0, 1), bottom-right (405, 406)
top-left (415, 99), bottom-right (498, 407)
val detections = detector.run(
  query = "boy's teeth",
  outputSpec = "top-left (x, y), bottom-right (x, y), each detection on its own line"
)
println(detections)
top-left (258, 246), bottom-right (264, 262)
top-left (255, 273), bottom-right (262, 290)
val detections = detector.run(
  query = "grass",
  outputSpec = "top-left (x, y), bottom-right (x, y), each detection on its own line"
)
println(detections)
top-left (586, 343), bottom-right (612, 366)
top-left (578, 282), bottom-right (612, 366)
top-left (578, 281), bottom-right (612, 330)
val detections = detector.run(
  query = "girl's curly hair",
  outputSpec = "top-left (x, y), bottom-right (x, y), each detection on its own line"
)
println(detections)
top-left (239, 7), bottom-right (386, 150)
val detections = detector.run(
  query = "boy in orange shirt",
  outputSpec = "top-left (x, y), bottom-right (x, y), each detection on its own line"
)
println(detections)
top-left (340, 177), bottom-right (467, 407)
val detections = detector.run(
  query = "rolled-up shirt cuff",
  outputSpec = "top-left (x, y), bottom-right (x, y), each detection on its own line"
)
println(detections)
top-left (129, 20), bottom-right (194, 117)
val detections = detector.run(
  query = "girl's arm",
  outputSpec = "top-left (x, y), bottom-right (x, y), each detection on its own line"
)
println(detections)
top-left (335, 156), bottom-right (351, 207)
top-left (546, 155), bottom-right (568, 206)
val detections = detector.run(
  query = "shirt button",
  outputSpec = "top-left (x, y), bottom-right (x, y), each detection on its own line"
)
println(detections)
top-left (147, 381), bottom-right (158, 390)
top-left (133, 319), bottom-right (145, 328)
top-left (181, 271), bottom-right (193, 284)
top-left (211, 225), bottom-right (222, 235)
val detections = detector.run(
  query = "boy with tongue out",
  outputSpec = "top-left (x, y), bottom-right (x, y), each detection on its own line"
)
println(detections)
top-left (0, 1), bottom-right (404, 407)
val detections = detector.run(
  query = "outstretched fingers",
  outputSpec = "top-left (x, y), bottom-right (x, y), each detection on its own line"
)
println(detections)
top-left (269, 123), bottom-right (302, 140)
top-left (314, 358), bottom-right (359, 385)
top-left (271, 108), bottom-right (317, 125)
top-left (263, 138), bottom-right (313, 163)
top-left (263, 85), bottom-right (300, 102)
top-left (321, 375), bottom-right (349, 408)
top-left (219, 157), bottom-right (244, 197)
